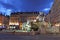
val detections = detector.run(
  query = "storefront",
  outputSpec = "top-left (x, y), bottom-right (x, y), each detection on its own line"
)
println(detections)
top-left (9, 22), bottom-right (19, 30)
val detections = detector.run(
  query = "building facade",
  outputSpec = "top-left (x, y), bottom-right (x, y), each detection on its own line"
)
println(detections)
top-left (0, 14), bottom-right (9, 29)
top-left (9, 12), bottom-right (39, 30)
top-left (45, 0), bottom-right (60, 27)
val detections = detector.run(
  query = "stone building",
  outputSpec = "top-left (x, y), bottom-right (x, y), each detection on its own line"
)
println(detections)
top-left (45, 0), bottom-right (60, 33)
top-left (0, 14), bottom-right (9, 29)
top-left (9, 12), bottom-right (39, 30)
top-left (45, 0), bottom-right (60, 26)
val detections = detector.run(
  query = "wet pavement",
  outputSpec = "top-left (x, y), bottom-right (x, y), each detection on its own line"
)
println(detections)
top-left (0, 33), bottom-right (60, 40)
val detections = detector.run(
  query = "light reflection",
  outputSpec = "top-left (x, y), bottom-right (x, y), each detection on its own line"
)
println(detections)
top-left (0, 23), bottom-right (2, 25)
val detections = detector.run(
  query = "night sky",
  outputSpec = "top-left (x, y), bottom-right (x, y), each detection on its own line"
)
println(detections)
top-left (0, 0), bottom-right (54, 15)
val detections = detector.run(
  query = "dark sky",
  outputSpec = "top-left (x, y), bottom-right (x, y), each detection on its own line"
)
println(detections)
top-left (0, 0), bottom-right (54, 15)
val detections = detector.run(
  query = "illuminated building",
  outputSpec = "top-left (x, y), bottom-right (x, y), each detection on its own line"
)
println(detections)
top-left (0, 14), bottom-right (3, 26)
top-left (0, 14), bottom-right (9, 29)
top-left (9, 12), bottom-right (39, 30)
top-left (45, 0), bottom-right (60, 27)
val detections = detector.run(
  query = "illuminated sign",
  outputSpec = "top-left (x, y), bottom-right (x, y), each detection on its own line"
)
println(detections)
top-left (9, 22), bottom-right (19, 25)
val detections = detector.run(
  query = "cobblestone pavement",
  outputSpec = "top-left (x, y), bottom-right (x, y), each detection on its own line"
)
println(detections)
top-left (0, 33), bottom-right (60, 40)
